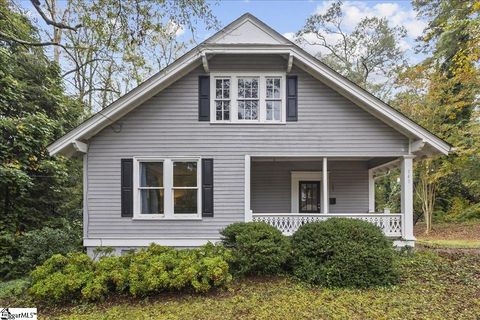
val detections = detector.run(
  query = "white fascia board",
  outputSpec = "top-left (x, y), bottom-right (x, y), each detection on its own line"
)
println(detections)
top-left (203, 45), bottom-right (293, 55)
top-left (47, 50), bottom-right (203, 156)
top-left (290, 50), bottom-right (451, 155)
top-left (48, 43), bottom-right (450, 157)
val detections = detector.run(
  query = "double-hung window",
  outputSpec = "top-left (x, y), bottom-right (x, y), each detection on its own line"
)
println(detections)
top-left (211, 73), bottom-right (285, 123)
top-left (265, 78), bottom-right (282, 121)
top-left (215, 78), bottom-right (230, 121)
top-left (172, 161), bottom-right (198, 214)
top-left (134, 158), bottom-right (201, 219)
top-left (237, 77), bottom-right (259, 120)
top-left (138, 161), bottom-right (164, 214)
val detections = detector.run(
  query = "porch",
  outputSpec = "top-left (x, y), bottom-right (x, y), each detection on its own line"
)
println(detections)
top-left (244, 156), bottom-right (415, 244)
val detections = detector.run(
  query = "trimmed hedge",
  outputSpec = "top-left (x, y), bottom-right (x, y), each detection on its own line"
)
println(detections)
top-left (221, 222), bottom-right (290, 276)
top-left (29, 243), bottom-right (232, 303)
top-left (291, 218), bottom-right (398, 288)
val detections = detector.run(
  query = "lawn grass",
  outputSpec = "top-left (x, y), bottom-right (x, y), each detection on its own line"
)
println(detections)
top-left (28, 250), bottom-right (479, 319)
top-left (415, 221), bottom-right (480, 249)
top-left (417, 239), bottom-right (480, 249)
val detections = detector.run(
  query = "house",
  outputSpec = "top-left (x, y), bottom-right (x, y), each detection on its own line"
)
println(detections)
top-left (48, 14), bottom-right (450, 255)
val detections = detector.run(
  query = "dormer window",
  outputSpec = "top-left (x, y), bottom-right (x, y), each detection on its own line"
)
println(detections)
top-left (210, 72), bottom-right (286, 123)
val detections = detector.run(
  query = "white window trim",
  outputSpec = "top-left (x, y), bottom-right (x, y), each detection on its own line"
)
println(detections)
top-left (290, 171), bottom-right (329, 213)
top-left (133, 157), bottom-right (202, 220)
top-left (210, 72), bottom-right (286, 124)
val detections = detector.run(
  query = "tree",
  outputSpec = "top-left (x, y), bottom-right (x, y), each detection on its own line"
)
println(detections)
top-left (392, 0), bottom-right (480, 232)
top-left (295, 0), bottom-right (407, 99)
top-left (0, 0), bottom-right (84, 233)
top-left (1, 0), bottom-right (219, 111)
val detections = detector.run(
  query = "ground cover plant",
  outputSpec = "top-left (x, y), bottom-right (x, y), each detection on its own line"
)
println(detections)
top-left (4, 250), bottom-right (477, 320)
top-left (28, 243), bottom-right (232, 304)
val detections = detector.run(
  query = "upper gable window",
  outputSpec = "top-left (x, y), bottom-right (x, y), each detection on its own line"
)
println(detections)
top-left (215, 78), bottom-right (230, 121)
top-left (210, 72), bottom-right (286, 123)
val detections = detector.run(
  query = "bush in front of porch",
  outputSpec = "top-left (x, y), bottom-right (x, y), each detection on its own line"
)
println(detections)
top-left (220, 222), bottom-right (290, 276)
top-left (291, 218), bottom-right (398, 288)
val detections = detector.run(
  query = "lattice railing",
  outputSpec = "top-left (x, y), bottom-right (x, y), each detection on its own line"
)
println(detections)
top-left (251, 213), bottom-right (403, 237)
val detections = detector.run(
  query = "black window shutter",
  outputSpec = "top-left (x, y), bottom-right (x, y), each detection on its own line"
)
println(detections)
top-left (121, 159), bottom-right (133, 217)
top-left (202, 158), bottom-right (214, 217)
top-left (286, 75), bottom-right (298, 121)
top-left (198, 76), bottom-right (210, 121)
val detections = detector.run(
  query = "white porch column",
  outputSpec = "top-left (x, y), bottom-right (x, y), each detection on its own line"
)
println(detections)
top-left (244, 155), bottom-right (252, 222)
top-left (322, 157), bottom-right (329, 214)
top-left (368, 169), bottom-right (375, 213)
top-left (400, 155), bottom-right (415, 241)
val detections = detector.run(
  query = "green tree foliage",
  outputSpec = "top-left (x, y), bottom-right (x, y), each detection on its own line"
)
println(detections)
top-left (296, 0), bottom-right (407, 99)
top-left (1, 0), bottom-right (219, 111)
top-left (392, 0), bottom-right (480, 230)
top-left (0, 0), bottom-right (85, 276)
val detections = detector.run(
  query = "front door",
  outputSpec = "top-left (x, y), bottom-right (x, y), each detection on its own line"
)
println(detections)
top-left (299, 181), bottom-right (321, 213)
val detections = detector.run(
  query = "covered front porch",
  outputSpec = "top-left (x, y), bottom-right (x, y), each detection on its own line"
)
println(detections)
top-left (244, 155), bottom-right (415, 245)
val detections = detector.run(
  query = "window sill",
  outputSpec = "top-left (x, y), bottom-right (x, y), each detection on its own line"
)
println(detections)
top-left (132, 215), bottom-right (202, 221)
top-left (209, 122), bottom-right (286, 125)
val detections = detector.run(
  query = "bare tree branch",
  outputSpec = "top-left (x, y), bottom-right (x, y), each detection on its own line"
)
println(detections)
top-left (0, 30), bottom-right (68, 49)
top-left (61, 58), bottom-right (108, 77)
top-left (30, 0), bottom-right (82, 31)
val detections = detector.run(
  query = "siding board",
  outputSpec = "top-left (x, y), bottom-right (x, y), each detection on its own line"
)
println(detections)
top-left (86, 55), bottom-right (408, 240)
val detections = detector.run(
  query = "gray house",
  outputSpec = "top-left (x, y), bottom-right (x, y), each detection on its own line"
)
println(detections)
top-left (48, 14), bottom-right (450, 255)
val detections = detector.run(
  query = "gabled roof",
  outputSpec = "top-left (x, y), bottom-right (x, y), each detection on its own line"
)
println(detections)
top-left (48, 13), bottom-right (451, 157)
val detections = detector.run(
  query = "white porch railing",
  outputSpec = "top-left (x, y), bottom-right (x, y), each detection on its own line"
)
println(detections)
top-left (251, 213), bottom-right (403, 237)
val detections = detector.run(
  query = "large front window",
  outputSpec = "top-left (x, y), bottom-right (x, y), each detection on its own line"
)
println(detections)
top-left (211, 73), bottom-right (285, 123)
top-left (134, 158), bottom-right (201, 219)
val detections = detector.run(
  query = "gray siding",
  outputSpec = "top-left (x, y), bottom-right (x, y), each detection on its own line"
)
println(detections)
top-left (251, 160), bottom-right (368, 214)
top-left (86, 54), bottom-right (408, 241)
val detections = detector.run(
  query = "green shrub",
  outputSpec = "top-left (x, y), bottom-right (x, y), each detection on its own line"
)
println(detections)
top-left (81, 254), bottom-right (131, 301)
top-left (16, 224), bottom-right (82, 274)
top-left (291, 218), bottom-right (398, 288)
top-left (0, 278), bottom-right (30, 301)
top-left (221, 222), bottom-right (290, 276)
top-left (128, 243), bottom-right (232, 296)
top-left (29, 243), bottom-right (232, 303)
top-left (0, 232), bottom-right (18, 279)
top-left (29, 252), bottom-right (94, 303)
top-left (444, 197), bottom-right (480, 222)
top-left (0, 220), bottom-right (82, 279)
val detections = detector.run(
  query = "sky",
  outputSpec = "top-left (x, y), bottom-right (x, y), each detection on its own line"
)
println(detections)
top-left (198, 0), bottom-right (426, 64)
top-left (17, 0), bottom-right (428, 103)
top-left (19, 0), bottom-right (427, 64)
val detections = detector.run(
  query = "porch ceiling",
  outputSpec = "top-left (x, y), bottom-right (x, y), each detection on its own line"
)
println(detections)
top-left (251, 156), bottom-right (376, 162)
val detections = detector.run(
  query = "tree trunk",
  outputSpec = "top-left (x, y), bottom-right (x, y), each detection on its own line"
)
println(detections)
top-left (416, 160), bottom-right (437, 234)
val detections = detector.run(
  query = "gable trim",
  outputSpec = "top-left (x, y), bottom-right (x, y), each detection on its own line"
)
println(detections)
top-left (205, 13), bottom-right (290, 45)
top-left (48, 13), bottom-right (450, 157)
top-left (290, 49), bottom-right (450, 155)
top-left (47, 49), bottom-right (203, 156)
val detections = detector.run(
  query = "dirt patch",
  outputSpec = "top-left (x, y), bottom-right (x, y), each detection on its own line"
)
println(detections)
top-left (414, 222), bottom-right (480, 241)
